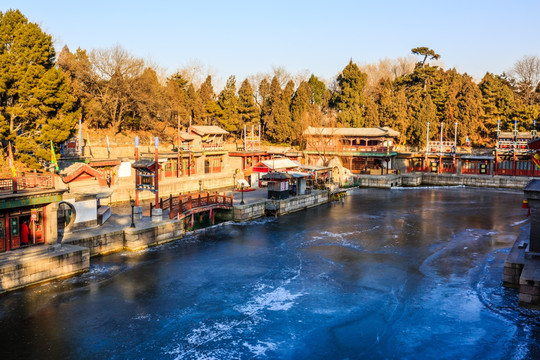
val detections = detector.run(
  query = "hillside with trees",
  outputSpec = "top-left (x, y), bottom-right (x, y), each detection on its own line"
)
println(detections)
top-left (1, 9), bottom-right (540, 169)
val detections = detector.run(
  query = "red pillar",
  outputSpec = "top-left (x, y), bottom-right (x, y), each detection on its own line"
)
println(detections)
top-left (513, 151), bottom-right (517, 177)
top-left (494, 151), bottom-right (498, 176)
top-left (135, 144), bottom-right (139, 206)
top-left (155, 137), bottom-right (160, 209)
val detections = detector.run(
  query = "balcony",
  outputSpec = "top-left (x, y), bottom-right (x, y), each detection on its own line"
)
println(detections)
top-left (0, 175), bottom-right (55, 194)
top-left (305, 145), bottom-right (394, 154)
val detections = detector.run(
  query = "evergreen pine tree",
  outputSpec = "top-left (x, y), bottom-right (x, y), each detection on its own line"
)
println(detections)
top-left (217, 75), bottom-right (240, 134)
top-left (0, 10), bottom-right (79, 168)
top-left (291, 81), bottom-right (311, 144)
top-left (237, 78), bottom-right (260, 128)
top-left (335, 60), bottom-right (367, 127)
top-left (198, 75), bottom-right (221, 125)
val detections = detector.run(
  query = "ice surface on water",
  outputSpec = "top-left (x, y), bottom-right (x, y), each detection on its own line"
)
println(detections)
top-left (165, 285), bottom-right (302, 359)
top-left (3, 187), bottom-right (539, 360)
top-left (305, 226), bottom-right (380, 252)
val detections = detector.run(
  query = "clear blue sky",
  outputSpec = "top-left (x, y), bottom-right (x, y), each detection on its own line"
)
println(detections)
top-left (8, 0), bottom-right (540, 86)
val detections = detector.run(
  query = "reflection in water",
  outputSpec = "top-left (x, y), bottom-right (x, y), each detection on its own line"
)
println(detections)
top-left (0, 188), bottom-right (538, 359)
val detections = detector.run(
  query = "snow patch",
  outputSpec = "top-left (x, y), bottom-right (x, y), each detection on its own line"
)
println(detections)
top-left (510, 219), bottom-right (528, 227)
top-left (243, 340), bottom-right (277, 357)
top-left (236, 287), bottom-right (303, 315)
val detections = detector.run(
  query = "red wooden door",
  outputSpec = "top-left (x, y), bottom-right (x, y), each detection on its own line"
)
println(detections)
top-left (0, 216), bottom-right (5, 252)
top-left (8, 216), bottom-right (20, 249)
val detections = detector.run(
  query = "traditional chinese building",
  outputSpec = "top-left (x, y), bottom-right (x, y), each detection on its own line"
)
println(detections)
top-left (0, 174), bottom-right (65, 252)
top-left (303, 126), bottom-right (400, 174)
top-left (229, 125), bottom-right (271, 184)
top-left (190, 125), bottom-right (229, 174)
top-left (494, 131), bottom-right (537, 176)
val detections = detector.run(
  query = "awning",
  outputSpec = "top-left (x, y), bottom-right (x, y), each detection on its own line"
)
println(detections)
top-left (237, 179), bottom-right (250, 187)
top-left (261, 172), bottom-right (293, 180)
top-left (286, 171), bottom-right (309, 178)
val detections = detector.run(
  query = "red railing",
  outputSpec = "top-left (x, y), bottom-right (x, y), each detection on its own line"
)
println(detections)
top-left (201, 144), bottom-right (224, 151)
top-left (151, 191), bottom-right (233, 219)
top-left (0, 175), bottom-right (55, 194)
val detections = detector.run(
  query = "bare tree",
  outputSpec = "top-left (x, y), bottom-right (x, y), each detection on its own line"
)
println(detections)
top-left (272, 65), bottom-right (293, 88)
top-left (248, 72), bottom-right (271, 106)
top-left (510, 55), bottom-right (540, 104)
top-left (85, 45), bottom-right (171, 133)
top-left (359, 57), bottom-right (416, 92)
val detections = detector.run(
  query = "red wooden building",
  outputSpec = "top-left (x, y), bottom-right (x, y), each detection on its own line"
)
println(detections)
top-left (303, 126), bottom-right (400, 174)
top-left (0, 175), bottom-right (65, 252)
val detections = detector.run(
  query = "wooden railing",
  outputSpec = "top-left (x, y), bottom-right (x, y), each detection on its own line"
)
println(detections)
top-left (0, 175), bottom-right (55, 194)
top-left (151, 191), bottom-right (233, 219)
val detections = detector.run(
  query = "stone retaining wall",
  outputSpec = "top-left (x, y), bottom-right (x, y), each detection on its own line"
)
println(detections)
top-left (274, 191), bottom-right (329, 215)
top-left (233, 201), bottom-right (266, 222)
top-left (0, 245), bottom-right (89, 293)
top-left (64, 230), bottom-right (125, 256)
top-left (356, 175), bottom-right (402, 188)
top-left (421, 174), bottom-right (531, 189)
top-left (124, 220), bottom-right (184, 251)
top-left (353, 173), bottom-right (531, 190)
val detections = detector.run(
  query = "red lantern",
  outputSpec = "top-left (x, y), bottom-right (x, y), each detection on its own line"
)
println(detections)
top-left (522, 199), bottom-right (530, 217)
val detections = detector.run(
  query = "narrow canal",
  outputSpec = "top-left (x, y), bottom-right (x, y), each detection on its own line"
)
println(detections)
top-left (1, 188), bottom-right (539, 359)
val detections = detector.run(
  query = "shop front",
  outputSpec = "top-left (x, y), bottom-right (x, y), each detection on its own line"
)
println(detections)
top-left (0, 190), bottom-right (64, 252)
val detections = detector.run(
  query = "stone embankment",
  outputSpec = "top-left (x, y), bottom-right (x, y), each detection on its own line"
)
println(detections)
top-left (353, 173), bottom-right (531, 189)
top-left (0, 244), bottom-right (89, 293)
top-left (233, 190), bottom-right (330, 222)
top-left (504, 179), bottom-right (540, 308)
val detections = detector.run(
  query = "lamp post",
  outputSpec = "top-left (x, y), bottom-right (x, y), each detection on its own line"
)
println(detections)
top-left (240, 183), bottom-right (245, 205)
top-left (130, 199), bottom-right (136, 228)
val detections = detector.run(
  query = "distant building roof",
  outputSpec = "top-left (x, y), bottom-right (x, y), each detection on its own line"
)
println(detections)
top-left (266, 146), bottom-right (290, 154)
top-left (190, 125), bottom-right (229, 136)
top-left (261, 158), bottom-right (299, 170)
top-left (286, 171), bottom-right (309, 178)
top-left (499, 131), bottom-right (533, 139)
top-left (61, 163), bottom-right (103, 183)
top-left (303, 126), bottom-right (400, 137)
top-left (261, 172), bottom-right (293, 180)
top-left (297, 164), bottom-right (332, 172)
top-left (179, 131), bottom-right (197, 141)
top-left (132, 159), bottom-right (156, 169)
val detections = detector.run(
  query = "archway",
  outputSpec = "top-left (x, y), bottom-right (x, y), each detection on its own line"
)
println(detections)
top-left (56, 201), bottom-right (76, 244)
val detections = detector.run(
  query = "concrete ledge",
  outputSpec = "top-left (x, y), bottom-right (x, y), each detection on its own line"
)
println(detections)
top-left (0, 244), bottom-right (90, 294)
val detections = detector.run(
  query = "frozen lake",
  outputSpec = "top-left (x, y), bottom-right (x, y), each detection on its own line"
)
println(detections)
top-left (1, 187), bottom-right (539, 359)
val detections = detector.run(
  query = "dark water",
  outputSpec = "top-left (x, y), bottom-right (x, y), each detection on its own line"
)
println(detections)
top-left (1, 187), bottom-right (539, 360)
